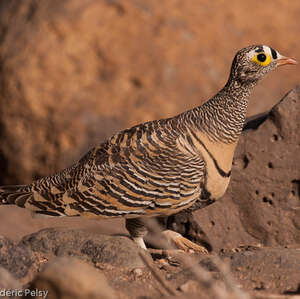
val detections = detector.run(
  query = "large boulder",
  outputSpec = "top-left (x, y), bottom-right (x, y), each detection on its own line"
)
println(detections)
top-left (173, 247), bottom-right (300, 295)
top-left (29, 257), bottom-right (116, 299)
top-left (227, 247), bottom-right (300, 294)
top-left (0, 235), bottom-right (33, 280)
top-left (20, 227), bottom-right (148, 269)
top-left (0, 226), bottom-right (150, 287)
top-left (0, 266), bottom-right (21, 292)
top-left (0, 0), bottom-right (298, 185)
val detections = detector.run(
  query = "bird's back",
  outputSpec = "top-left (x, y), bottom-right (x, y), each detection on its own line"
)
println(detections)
top-left (0, 116), bottom-right (206, 218)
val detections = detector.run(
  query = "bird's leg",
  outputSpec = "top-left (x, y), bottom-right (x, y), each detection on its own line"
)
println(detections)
top-left (163, 213), bottom-right (210, 253)
top-left (126, 218), bottom-right (208, 254)
top-left (125, 218), bottom-right (148, 250)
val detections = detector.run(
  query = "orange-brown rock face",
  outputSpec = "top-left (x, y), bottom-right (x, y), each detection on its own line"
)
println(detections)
top-left (0, 0), bottom-right (299, 184)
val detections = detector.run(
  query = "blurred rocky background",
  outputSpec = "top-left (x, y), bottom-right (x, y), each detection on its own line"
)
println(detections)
top-left (0, 0), bottom-right (299, 185)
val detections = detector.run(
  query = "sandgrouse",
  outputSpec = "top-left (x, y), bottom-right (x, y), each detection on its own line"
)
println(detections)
top-left (0, 45), bottom-right (297, 251)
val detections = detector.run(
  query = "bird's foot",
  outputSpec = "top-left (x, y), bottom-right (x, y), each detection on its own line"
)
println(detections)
top-left (131, 229), bottom-right (208, 255)
top-left (161, 230), bottom-right (208, 254)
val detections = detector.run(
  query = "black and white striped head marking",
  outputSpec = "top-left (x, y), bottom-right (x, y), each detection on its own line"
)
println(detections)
top-left (230, 45), bottom-right (293, 84)
top-left (254, 45), bottom-right (277, 59)
top-left (247, 45), bottom-right (280, 65)
top-left (248, 45), bottom-right (296, 67)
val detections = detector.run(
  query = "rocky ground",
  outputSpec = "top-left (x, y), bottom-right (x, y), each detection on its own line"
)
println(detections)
top-left (0, 88), bottom-right (299, 299)
top-left (0, 0), bottom-right (299, 185)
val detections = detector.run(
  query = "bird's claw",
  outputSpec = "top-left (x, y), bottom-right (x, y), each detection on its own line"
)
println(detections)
top-left (162, 230), bottom-right (208, 254)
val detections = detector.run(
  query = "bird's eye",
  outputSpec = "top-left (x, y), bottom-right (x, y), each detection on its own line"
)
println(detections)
top-left (257, 53), bottom-right (266, 62)
top-left (252, 52), bottom-right (272, 66)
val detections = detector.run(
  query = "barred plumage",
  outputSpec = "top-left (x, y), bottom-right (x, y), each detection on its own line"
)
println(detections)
top-left (0, 45), bottom-right (296, 251)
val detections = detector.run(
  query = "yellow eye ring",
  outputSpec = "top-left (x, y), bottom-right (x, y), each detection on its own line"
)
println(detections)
top-left (252, 52), bottom-right (272, 66)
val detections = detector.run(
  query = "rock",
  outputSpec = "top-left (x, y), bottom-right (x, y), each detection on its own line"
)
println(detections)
top-left (178, 280), bottom-right (199, 293)
top-left (226, 247), bottom-right (300, 294)
top-left (80, 236), bottom-right (144, 267)
top-left (131, 267), bottom-right (143, 278)
top-left (29, 257), bottom-right (116, 299)
top-left (168, 86), bottom-right (300, 251)
top-left (0, 0), bottom-right (299, 185)
top-left (173, 247), bottom-right (300, 296)
top-left (0, 266), bottom-right (21, 291)
top-left (21, 227), bottom-right (149, 268)
top-left (0, 235), bottom-right (33, 279)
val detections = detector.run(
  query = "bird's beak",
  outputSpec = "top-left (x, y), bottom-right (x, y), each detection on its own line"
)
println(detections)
top-left (276, 56), bottom-right (297, 67)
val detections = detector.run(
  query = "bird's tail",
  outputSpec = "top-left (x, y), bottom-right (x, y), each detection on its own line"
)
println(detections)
top-left (0, 184), bottom-right (64, 217)
top-left (0, 185), bottom-right (33, 207)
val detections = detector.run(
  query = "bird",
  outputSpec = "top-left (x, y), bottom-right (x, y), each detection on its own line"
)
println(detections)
top-left (0, 45), bottom-right (297, 252)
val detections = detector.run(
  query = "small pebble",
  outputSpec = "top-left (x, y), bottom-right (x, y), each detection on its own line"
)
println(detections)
top-left (157, 258), bottom-right (169, 268)
top-left (95, 263), bottom-right (114, 271)
top-left (132, 268), bottom-right (143, 278)
top-left (178, 280), bottom-right (198, 293)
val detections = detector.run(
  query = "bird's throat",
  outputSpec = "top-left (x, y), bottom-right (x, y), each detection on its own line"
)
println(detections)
top-left (194, 80), bottom-right (256, 144)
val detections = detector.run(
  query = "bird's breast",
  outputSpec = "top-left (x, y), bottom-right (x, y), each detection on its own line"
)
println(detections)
top-left (205, 168), bottom-right (231, 200)
top-left (188, 129), bottom-right (238, 200)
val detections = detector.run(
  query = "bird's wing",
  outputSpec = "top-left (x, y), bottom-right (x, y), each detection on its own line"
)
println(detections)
top-left (0, 119), bottom-right (206, 218)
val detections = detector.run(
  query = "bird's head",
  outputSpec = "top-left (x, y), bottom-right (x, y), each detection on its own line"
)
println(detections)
top-left (229, 45), bottom-right (297, 84)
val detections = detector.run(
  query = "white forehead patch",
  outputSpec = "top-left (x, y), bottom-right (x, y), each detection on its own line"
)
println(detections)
top-left (246, 48), bottom-right (260, 59)
top-left (246, 45), bottom-right (282, 60)
top-left (263, 45), bottom-right (272, 56)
